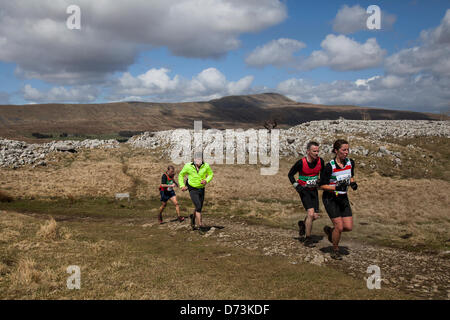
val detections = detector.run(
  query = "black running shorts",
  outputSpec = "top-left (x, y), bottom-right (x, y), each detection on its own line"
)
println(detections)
top-left (297, 187), bottom-right (319, 213)
top-left (160, 190), bottom-right (176, 202)
top-left (322, 192), bottom-right (352, 219)
top-left (188, 183), bottom-right (205, 213)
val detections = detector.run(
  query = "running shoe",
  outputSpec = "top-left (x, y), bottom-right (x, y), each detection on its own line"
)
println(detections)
top-left (304, 236), bottom-right (315, 248)
top-left (324, 226), bottom-right (333, 243)
top-left (298, 219), bottom-right (306, 237)
top-left (158, 213), bottom-right (163, 224)
top-left (178, 216), bottom-right (185, 222)
top-left (330, 250), bottom-right (342, 260)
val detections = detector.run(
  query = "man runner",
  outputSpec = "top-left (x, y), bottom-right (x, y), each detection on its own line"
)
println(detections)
top-left (319, 139), bottom-right (358, 260)
top-left (158, 165), bottom-right (184, 223)
top-left (288, 141), bottom-right (325, 248)
top-left (178, 153), bottom-right (214, 231)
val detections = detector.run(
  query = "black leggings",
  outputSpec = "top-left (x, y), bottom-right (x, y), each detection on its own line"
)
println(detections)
top-left (188, 186), bottom-right (205, 213)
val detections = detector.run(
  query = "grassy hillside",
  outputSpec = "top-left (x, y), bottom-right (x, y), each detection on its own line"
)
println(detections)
top-left (0, 93), bottom-right (445, 141)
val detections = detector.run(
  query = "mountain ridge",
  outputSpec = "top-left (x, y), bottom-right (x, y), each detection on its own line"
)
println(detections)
top-left (0, 93), bottom-right (445, 140)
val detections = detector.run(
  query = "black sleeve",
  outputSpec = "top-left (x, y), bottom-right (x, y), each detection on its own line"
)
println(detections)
top-left (288, 160), bottom-right (302, 184)
top-left (161, 174), bottom-right (167, 185)
top-left (320, 158), bottom-right (325, 177)
top-left (319, 163), bottom-right (332, 186)
top-left (350, 159), bottom-right (355, 177)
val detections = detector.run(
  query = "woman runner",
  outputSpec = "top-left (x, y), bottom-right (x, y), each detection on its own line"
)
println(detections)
top-left (319, 139), bottom-right (358, 260)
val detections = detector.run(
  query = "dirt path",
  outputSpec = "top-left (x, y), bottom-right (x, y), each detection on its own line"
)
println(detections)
top-left (156, 215), bottom-right (450, 300)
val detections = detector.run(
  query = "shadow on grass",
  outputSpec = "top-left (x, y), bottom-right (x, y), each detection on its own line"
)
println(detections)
top-left (0, 196), bottom-right (194, 221)
top-left (320, 246), bottom-right (350, 255)
top-left (293, 235), bottom-right (324, 243)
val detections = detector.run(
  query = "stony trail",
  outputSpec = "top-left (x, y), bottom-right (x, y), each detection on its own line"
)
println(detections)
top-left (156, 215), bottom-right (450, 300)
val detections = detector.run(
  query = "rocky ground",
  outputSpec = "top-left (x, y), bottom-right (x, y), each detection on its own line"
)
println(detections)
top-left (128, 119), bottom-right (450, 159)
top-left (2, 120), bottom-right (449, 168)
top-left (0, 139), bottom-right (119, 168)
top-left (154, 215), bottom-right (450, 300)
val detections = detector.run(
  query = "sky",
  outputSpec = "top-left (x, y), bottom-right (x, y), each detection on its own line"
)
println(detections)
top-left (0, 0), bottom-right (449, 113)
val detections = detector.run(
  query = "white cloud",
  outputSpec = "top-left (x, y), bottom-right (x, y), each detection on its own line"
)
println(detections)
top-left (276, 74), bottom-right (450, 113)
top-left (117, 68), bottom-right (181, 96)
top-left (22, 84), bottom-right (99, 103)
top-left (332, 4), bottom-right (397, 34)
top-left (245, 38), bottom-right (306, 68)
top-left (385, 9), bottom-right (450, 77)
top-left (0, 0), bottom-right (286, 85)
top-left (227, 76), bottom-right (255, 95)
top-left (379, 75), bottom-right (406, 89)
top-left (112, 67), bottom-right (254, 102)
top-left (355, 76), bottom-right (381, 87)
top-left (245, 35), bottom-right (386, 71)
top-left (420, 9), bottom-right (450, 45)
top-left (280, 10), bottom-right (450, 113)
top-left (301, 34), bottom-right (386, 71)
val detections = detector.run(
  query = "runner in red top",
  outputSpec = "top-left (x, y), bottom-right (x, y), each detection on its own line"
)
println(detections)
top-left (158, 165), bottom-right (184, 224)
top-left (288, 141), bottom-right (325, 247)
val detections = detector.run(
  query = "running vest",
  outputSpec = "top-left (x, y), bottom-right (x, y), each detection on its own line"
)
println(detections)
top-left (329, 158), bottom-right (352, 194)
top-left (297, 157), bottom-right (322, 188)
top-left (159, 173), bottom-right (174, 192)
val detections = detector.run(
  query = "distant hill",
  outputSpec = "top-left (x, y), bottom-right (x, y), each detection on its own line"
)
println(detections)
top-left (0, 93), bottom-right (445, 141)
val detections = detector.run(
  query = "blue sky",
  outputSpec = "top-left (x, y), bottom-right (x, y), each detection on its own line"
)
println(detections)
top-left (0, 0), bottom-right (449, 112)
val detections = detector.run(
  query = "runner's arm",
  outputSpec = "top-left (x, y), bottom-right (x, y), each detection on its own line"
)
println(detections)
top-left (317, 158), bottom-right (326, 185)
top-left (350, 159), bottom-right (355, 182)
top-left (288, 160), bottom-right (302, 185)
top-left (319, 163), bottom-right (335, 191)
top-left (205, 164), bottom-right (214, 183)
top-left (160, 174), bottom-right (172, 188)
top-left (178, 165), bottom-right (188, 188)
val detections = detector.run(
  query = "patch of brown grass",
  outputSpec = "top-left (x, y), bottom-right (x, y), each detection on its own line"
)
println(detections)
top-left (0, 147), bottom-right (133, 198)
top-left (10, 257), bottom-right (41, 286)
top-left (36, 218), bottom-right (58, 240)
top-left (0, 191), bottom-right (13, 202)
top-left (0, 261), bottom-right (8, 275)
top-left (0, 229), bottom-right (21, 242)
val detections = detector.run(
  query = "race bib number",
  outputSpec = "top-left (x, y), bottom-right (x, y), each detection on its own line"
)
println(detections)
top-left (306, 178), bottom-right (318, 187)
top-left (167, 187), bottom-right (173, 191)
top-left (337, 174), bottom-right (351, 185)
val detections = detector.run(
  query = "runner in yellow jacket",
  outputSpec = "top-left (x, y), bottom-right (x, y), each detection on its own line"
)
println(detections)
top-left (178, 154), bottom-right (214, 230)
